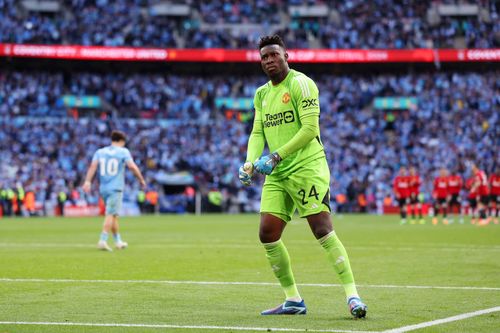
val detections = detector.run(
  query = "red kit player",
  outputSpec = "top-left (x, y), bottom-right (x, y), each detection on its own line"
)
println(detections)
top-left (447, 170), bottom-right (463, 223)
top-left (432, 168), bottom-right (449, 225)
top-left (470, 163), bottom-right (490, 226)
top-left (488, 168), bottom-right (500, 224)
top-left (408, 167), bottom-right (424, 224)
top-left (465, 176), bottom-right (479, 224)
top-left (393, 166), bottom-right (410, 225)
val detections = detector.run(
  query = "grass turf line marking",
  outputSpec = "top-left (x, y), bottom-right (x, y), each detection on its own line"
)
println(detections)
top-left (0, 242), bottom-right (255, 249)
top-left (1, 242), bottom-right (500, 252)
top-left (0, 321), bottom-right (377, 333)
top-left (1, 278), bottom-right (499, 291)
top-left (382, 306), bottom-right (500, 332)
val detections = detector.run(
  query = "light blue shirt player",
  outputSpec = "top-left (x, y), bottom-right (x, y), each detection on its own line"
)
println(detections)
top-left (83, 130), bottom-right (146, 251)
top-left (92, 145), bottom-right (132, 215)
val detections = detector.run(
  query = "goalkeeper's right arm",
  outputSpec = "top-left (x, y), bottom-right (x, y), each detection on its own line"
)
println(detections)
top-left (246, 109), bottom-right (265, 163)
top-left (239, 108), bottom-right (264, 185)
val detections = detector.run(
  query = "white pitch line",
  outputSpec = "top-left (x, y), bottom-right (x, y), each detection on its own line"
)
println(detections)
top-left (0, 278), bottom-right (499, 291)
top-left (353, 284), bottom-right (500, 292)
top-left (0, 321), bottom-right (377, 333)
top-left (382, 306), bottom-right (500, 333)
top-left (0, 242), bottom-right (256, 249)
top-left (0, 242), bottom-right (499, 252)
top-left (0, 278), bottom-right (278, 286)
top-left (0, 243), bottom-right (92, 248)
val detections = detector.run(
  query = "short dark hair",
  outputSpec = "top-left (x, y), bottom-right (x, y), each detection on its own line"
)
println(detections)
top-left (258, 35), bottom-right (286, 50)
top-left (111, 130), bottom-right (126, 142)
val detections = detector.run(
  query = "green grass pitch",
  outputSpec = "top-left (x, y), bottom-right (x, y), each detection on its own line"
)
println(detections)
top-left (0, 214), bottom-right (499, 333)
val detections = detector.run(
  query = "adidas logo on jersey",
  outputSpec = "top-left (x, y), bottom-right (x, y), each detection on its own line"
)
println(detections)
top-left (335, 256), bottom-right (345, 265)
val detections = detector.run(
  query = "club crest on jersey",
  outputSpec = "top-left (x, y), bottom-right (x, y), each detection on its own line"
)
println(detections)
top-left (282, 92), bottom-right (291, 104)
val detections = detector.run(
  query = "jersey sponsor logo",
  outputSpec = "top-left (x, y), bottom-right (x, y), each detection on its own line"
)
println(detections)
top-left (282, 92), bottom-right (291, 104)
top-left (283, 111), bottom-right (294, 123)
top-left (264, 111), bottom-right (295, 128)
top-left (302, 98), bottom-right (318, 109)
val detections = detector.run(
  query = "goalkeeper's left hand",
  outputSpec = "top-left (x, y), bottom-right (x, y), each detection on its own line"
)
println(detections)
top-left (238, 162), bottom-right (254, 186)
top-left (254, 152), bottom-right (281, 175)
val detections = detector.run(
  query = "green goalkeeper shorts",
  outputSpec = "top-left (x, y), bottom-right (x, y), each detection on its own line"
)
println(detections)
top-left (260, 157), bottom-right (331, 222)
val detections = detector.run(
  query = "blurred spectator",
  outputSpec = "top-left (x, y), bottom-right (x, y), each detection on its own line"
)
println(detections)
top-left (0, 0), bottom-right (498, 49)
top-left (145, 187), bottom-right (159, 213)
top-left (137, 189), bottom-right (146, 213)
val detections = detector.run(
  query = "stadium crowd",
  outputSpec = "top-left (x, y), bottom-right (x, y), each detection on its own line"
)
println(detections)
top-left (0, 70), bottom-right (261, 119)
top-left (0, 69), bottom-right (498, 215)
top-left (0, 0), bottom-right (498, 49)
top-left (313, 0), bottom-right (498, 49)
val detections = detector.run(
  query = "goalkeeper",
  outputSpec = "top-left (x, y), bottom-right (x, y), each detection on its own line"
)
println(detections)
top-left (239, 35), bottom-right (367, 318)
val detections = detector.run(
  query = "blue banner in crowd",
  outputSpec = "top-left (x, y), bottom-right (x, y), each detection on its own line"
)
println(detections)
top-left (215, 97), bottom-right (253, 110)
top-left (373, 97), bottom-right (418, 110)
top-left (57, 95), bottom-right (102, 108)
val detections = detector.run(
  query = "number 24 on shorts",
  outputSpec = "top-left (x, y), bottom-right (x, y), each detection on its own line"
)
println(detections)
top-left (298, 185), bottom-right (319, 205)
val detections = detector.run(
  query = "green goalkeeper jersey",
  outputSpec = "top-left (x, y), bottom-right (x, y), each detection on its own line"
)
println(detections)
top-left (247, 69), bottom-right (326, 179)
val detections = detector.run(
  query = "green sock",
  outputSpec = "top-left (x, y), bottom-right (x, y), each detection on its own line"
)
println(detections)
top-left (263, 239), bottom-right (301, 300)
top-left (319, 231), bottom-right (358, 299)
